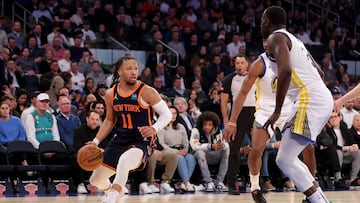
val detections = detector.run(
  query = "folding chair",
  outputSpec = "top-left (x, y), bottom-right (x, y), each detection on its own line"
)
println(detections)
top-left (7, 140), bottom-right (46, 196)
top-left (38, 141), bottom-right (73, 195)
top-left (0, 146), bottom-right (14, 196)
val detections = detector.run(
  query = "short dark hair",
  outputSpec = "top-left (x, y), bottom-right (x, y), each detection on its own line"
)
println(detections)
top-left (265, 6), bottom-right (287, 26)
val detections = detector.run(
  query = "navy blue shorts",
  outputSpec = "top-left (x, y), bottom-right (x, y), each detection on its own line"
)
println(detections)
top-left (102, 141), bottom-right (153, 171)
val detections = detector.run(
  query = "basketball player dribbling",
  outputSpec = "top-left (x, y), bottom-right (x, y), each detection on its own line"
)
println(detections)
top-left (261, 6), bottom-right (333, 203)
top-left (88, 55), bottom-right (172, 203)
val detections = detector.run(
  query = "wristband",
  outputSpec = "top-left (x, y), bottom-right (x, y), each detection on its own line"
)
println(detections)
top-left (227, 121), bottom-right (237, 127)
top-left (93, 138), bottom-right (100, 146)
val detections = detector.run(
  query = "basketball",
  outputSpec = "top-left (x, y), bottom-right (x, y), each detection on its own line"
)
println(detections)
top-left (77, 145), bottom-right (103, 171)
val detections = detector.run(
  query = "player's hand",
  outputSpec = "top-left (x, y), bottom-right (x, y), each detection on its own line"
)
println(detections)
top-left (223, 124), bottom-right (236, 143)
top-left (138, 126), bottom-right (156, 138)
top-left (334, 99), bottom-right (343, 114)
top-left (263, 112), bottom-right (280, 135)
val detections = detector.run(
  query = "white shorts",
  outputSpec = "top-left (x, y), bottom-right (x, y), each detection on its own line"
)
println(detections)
top-left (284, 90), bottom-right (333, 142)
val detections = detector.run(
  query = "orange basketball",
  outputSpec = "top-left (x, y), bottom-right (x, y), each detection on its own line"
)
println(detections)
top-left (77, 144), bottom-right (104, 171)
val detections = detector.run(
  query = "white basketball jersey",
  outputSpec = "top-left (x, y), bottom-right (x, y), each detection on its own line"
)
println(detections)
top-left (254, 53), bottom-right (292, 128)
top-left (271, 29), bottom-right (327, 102)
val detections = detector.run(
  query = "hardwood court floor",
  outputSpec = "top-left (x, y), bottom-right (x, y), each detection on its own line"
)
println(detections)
top-left (1, 191), bottom-right (360, 203)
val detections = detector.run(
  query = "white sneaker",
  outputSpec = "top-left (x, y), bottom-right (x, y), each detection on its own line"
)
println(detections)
top-left (216, 182), bottom-right (229, 192)
top-left (160, 182), bottom-right (175, 194)
top-left (139, 182), bottom-right (152, 195)
top-left (148, 184), bottom-right (160, 193)
top-left (102, 189), bottom-right (120, 203)
top-left (206, 182), bottom-right (215, 192)
top-left (77, 183), bottom-right (88, 194)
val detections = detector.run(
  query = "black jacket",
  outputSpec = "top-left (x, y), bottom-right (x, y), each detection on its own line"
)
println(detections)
top-left (326, 121), bottom-right (357, 150)
top-left (72, 124), bottom-right (112, 153)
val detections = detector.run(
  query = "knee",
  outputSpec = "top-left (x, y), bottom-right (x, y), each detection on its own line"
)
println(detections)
top-left (275, 152), bottom-right (288, 169)
top-left (194, 150), bottom-right (206, 159)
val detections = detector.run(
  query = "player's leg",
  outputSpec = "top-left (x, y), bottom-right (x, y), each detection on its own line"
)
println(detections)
top-left (249, 126), bottom-right (269, 191)
top-left (302, 144), bottom-right (316, 176)
top-left (277, 129), bottom-right (329, 203)
top-left (103, 148), bottom-right (144, 203)
top-left (89, 166), bottom-right (115, 191)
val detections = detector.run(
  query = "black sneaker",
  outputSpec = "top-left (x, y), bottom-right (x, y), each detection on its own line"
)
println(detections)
top-left (228, 186), bottom-right (240, 195)
top-left (334, 179), bottom-right (350, 190)
top-left (251, 189), bottom-right (267, 203)
top-left (301, 198), bottom-right (310, 203)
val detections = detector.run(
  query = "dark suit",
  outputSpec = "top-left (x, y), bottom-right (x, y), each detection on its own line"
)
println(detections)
top-left (165, 88), bottom-right (190, 99)
top-left (146, 52), bottom-right (166, 73)
top-left (178, 113), bottom-right (195, 139)
top-left (152, 72), bottom-right (173, 89)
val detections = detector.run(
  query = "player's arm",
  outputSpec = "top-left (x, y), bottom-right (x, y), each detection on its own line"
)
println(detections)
top-left (268, 33), bottom-right (292, 114)
top-left (335, 83), bottom-right (360, 111)
top-left (140, 86), bottom-right (172, 137)
top-left (92, 88), bottom-right (116, 145)
top-left (228, 57), bottom-right (264, 123)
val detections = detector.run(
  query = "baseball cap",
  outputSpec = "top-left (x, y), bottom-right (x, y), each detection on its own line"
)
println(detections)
top-left (37, 93), bottom-right (50, 101)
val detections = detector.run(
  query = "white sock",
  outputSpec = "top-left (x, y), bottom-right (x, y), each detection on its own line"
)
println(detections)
top-left (250, 173), bottom-right (260, 191)
top-left (334, 172), bottom-right (341, 181)
top-left (105, 189), bottom-right (120, 200)
top-left (307, 190), bottom-right (329, 203)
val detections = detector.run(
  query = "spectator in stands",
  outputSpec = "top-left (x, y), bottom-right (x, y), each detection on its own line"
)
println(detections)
top-left (0, 20), bottom-right (7, 47)
top-left (70, 7), bottom-right (84, 27)
top-left (341, 100), bottom-right (359, 129)
top-left (27, 35), bottom-right (44, 64)
top-left (86, 61), bottom-right (105, 87)
top-left (5, 59), bottom-right (22, 93)
top-left (30, 24), bottom-right (48, 49)
top-left (2, 94), bottom-right (20, 118)
top-left (81, 21), bottom-right (97, 47)
top-left (72, 110), bottom-right (111, 194)
top-left (157, 106), bottom-right (196, 192)
top-left (70, 36), bottom-right (88, 63)
top-left (77, 49), bottom-right (94, 75)
top-left (190, 46), bottom-right (210, 69)
top-left (327, 111), bottom-right (360, 186)
top-left (138, 67), bottom-right (152, 86)
top-left (6, 36), bottom-right (21, 60)
top-left (116, 6), bottom-right (133, 26)
top-left (152, 63), bottom-right (172, 90)
top-left (58, 49), bottom-right (72, 72)
top-left (227, 33), bottom-right (244, 59)
top-left (15, 89), bottom-right (29, 115)
top-left (70, 61), bottom-right (85, 92)
top-left (296, 26), bottom-right (313, 45)
top-left (325, 39), bottom-right (340, 62)
top-left (187, 88), bottom-right (202, 123)
top-left (334, 62), bottom-right (347, 85)
top-left (152, 76), bottom-right (167, 95)
top-left (190, 111), bottom-right (229, 192)
top-left (20, 91), bottom-right (39, 125)
top-left (174, 97), bottom-right (194, 138)
top-left (166, 77), bottom-right (189, 98)
top-left (94, 83), bottom-right (106, 104)
top-left (322, 56), bottom-right (337, 88)
top-left (24, 93), bottom-right (60, 149)
top-left (47, 36), bottom-right (66, 61)
top-left (7, 21), bottom-right (26, 49)
top-left (0, 100), bottom-right (26, 147)
top-left (83, 77), bottom-right (96, 96)
top-left (206, 55), bottom-right (226, 85)
top-left (56, 95), bottom-right (81, 150)
top-left (196, 10), bottom-right (212, 34)
top-left (47, 24), bottom-right (71, 47)
top-left (37, 49), bottom-right (54, 75)
top-left (349, 114), bottom-right (360, 152)
top-left (61, 19), bottom-right (74, 41)
top-left (95, 24), bottom-right (110, 49)
top-left (32, 1), bottom-right (54, 22)
top-left (316, 127), bottom-right (348, 190)
top-left (201, 88), bottom-right (222, 123)
top-left (339, 73), bottom-right (353, 95)
top-left (78, 94), bottom-right (97, 124)
top-left (146, 43), bottom-right (166, 73)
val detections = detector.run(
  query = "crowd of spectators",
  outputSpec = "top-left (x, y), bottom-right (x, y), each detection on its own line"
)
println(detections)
top-left (0, 0), bottom-right (360, 195)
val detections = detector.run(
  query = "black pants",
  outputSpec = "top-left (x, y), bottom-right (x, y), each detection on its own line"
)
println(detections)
top-left (227, 107), bottom-right (255, 187)
top-left (315, 145), bottom-right (341, 175)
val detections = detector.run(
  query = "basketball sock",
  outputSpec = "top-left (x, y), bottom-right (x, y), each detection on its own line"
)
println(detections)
top-left (307, 190), bottom-right (329, 203)
top-left (250, 173), bottom-right (260, 191)
top-left (102, 189), bottom-right (120, 203)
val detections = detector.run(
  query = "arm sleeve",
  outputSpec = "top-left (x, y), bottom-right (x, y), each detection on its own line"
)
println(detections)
top-left (152, 100), bottom-right (172, 132)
